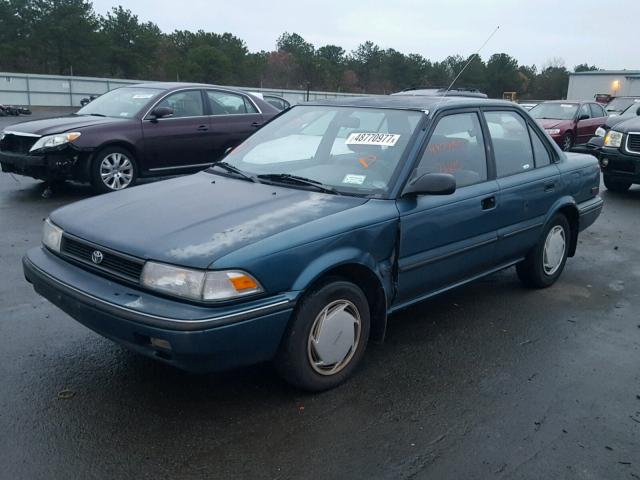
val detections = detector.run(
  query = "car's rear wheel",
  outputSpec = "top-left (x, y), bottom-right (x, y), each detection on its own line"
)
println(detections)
top-left (275, 278), bottom-right (370, 391)
top-left (517, 213), bottom-right (570, 288)
top-left (561, 132), bottom-right (574, 151)
top-left (603, 176), bottom-right (631, 193)
top-left (90, 147), bottom-right (138, 193)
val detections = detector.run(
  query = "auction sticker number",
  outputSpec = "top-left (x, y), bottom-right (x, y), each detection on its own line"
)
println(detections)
top-left (346, 132), bottom-right (400, 146)
top-left (342, 174), bottom-right (366, 185)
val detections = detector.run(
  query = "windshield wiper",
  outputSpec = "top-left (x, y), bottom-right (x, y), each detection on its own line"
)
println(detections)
top-left (257, 173), bottom-right (340, 195)
top-left (210, 161), bottom-right (258, 183)
top-left (86, 113), bottom-right (107, 117)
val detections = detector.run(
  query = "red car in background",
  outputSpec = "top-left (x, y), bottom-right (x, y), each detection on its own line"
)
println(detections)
top-left (529, 100), bottom-right (608, 151)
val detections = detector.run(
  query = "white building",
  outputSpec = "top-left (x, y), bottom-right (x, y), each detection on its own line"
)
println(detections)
top-left (567, 70), bottom-right (640, 100)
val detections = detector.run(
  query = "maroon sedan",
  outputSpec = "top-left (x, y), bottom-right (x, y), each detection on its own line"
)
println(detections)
top-left (0, 83), bottom-right (279, 192)
top-left (529, 100), bottom-right (608, 151)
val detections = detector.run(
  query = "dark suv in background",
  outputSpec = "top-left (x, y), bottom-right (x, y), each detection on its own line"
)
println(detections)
top-left (0, 83), bottom-right (279, 192)
top-left (599, 115), bottom-right (640, 192)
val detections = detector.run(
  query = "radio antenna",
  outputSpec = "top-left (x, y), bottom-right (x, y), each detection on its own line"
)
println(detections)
top-left (436, 25), bottom-right (500, 107)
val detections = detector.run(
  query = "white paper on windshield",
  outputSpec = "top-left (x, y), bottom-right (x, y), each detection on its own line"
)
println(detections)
top-left (345, 132), bottom-right (401, 146)
top-left (133, 94), bottom-right (154, 99)
top-left (560, 104), bottom-right (574, 108)
top-left (342, 174), bottom-right (366, 185)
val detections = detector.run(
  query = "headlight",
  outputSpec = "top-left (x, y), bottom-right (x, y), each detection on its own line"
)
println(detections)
top-left (545, 129), bottom-right (561, 135)
top-left (595, 127), bottom-right (606, 137)
top-left (29, 132), bottom-right (81, 152)
top-left (141, 261), bottom-right (263, 302)
top-left (42, 218), bottom-right (63, 252)
top-left (604, 130), bottom-right (623, 148)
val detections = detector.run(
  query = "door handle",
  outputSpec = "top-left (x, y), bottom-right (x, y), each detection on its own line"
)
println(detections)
top-left (251, 122), bottom-right (263, 128)
top-left (544, 181), bottom-right (556, 192)
top-left (197, 125), bottom-right (209, 131)
top-left (481, 196), bottom-right (496, 210)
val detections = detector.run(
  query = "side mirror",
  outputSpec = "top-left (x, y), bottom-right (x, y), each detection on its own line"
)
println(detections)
top-left (577, 114), bottom-right (589, 121)
top-left (586, 136), bottom-right (604, 150)
top-left (150, 106), bottom-right (173, 120)
top-left (223, 146), bottom-right (234, 157)
top-left (404, 173), bottom-right (456, 196)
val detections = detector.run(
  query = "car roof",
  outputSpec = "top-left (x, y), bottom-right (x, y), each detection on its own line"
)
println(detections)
top-left (124, 82), bottom-right (243, 92)
top-left (393, 88), bottom-right (488, 99)
top-left (537, 100), bottom-right (585, 105)
top-left (304, 95), bottom-right (516, 112)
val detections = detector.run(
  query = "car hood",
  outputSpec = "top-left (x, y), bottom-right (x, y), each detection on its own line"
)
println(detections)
top-left (4, 115), bottom-right (131, 136)
top-left (604, 115), bottom-right (629, 129)
top-left (50, 172), bottom-right (369, 269)
top-left (606, 115), bottom-right (640, 133)
top-left (536, 119), bottom-right (571, 130)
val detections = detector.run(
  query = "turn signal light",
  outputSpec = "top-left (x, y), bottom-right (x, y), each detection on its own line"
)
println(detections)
top-left (229, 273), bottom-right (259, 292)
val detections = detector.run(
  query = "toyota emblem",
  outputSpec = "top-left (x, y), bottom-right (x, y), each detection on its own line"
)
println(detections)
top-left (91, 250), bottom-right (104, 264)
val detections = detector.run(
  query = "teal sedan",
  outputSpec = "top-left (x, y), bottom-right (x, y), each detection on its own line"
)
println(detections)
top-left (23, 96), bottom-right (603, 391)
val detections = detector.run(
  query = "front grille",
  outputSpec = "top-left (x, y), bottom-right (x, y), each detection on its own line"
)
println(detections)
top-left (60, 235), bottom-right (144, 283)
top-left (627, 133), bottom-right (640, 154)
top-left (0, 134), bottom-right (38, 154)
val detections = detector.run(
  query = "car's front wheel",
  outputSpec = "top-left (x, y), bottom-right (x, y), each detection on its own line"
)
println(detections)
top-left (603, 176), bottom-right (631, 193)
top-left (275, 278), bottom-right (370, 391)
top-left (561, 132), bottom-right (574, 151)
top-left (90, 147), bottom-right (138, 193)
top-left (517, 213), bottom-right (570, 288)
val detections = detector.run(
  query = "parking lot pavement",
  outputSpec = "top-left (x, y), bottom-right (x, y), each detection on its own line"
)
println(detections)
top-left (1, 169), bottom-right (639, 479)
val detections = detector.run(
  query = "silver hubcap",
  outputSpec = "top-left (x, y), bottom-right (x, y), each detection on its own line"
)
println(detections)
top-left (100, 153), bottom-right (133, 190)
top-left (562, 135), bottom-right (572, 151)
top-left (307, 299), bottom-right (361, 376)
top-left (543, 225), bottom-right (566, 275)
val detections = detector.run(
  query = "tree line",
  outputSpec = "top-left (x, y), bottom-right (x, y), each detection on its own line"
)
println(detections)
top-left (0, 0), bottom-right (600, 99)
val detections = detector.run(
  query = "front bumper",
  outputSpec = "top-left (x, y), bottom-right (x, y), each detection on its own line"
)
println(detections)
top-left (599, 147), bottom-right (640, 184)
top-left (23, 247), bottom-right (296, 372)
top-left (0, 146), bottom-right (88, 181)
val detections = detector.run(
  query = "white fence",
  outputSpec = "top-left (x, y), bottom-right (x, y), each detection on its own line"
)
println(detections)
top-left (0, 72), bottom-right (373, 107)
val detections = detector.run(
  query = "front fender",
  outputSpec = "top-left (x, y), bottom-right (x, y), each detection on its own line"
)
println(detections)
top-left (291, 247), bottom-right (387, 293)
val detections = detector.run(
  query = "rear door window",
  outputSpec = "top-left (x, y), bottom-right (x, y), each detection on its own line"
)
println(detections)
top-left (416, 112), bottom-right (487, 188)
top-left (207, 90), bottom-right (258, 115)
top-left (484, 111), bottom-right (534, 177)
top-left (529, 126), bottom-right (552, 167)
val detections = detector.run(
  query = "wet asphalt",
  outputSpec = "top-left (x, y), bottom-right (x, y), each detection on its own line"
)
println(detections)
top-left (0, 113), bottom-right (639, 479)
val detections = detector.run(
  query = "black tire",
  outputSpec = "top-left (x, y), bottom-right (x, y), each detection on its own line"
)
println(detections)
top-left (90, 146), bottom-right (138, 194)
top-left (561, 132), bottom-right (574, 152)
top-left (517, 214), bottom-right (570, 289)
top-left (275, 277), bottom-right (370, 391)
top-left (603, 176), bottom-right (631, 193)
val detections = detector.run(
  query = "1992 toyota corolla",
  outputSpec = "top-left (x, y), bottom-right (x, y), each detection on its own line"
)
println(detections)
top-left (23, 96), bottom-right (603, 391)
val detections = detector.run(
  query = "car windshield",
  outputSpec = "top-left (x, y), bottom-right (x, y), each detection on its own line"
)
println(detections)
top-left (76, 87), bottom-right (163, 118)
top-left (216, 105), bottom-right (424, 196)
top-left (606, 97), bottom-right (639, 113)
top-left (620, 100), bottom-right (640, 117)
top-left (529, 103), bottom-right (579, 120)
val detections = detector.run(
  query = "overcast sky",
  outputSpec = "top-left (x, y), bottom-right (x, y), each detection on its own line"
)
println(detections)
top-left (92, 0), bottom-right (640, 70)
